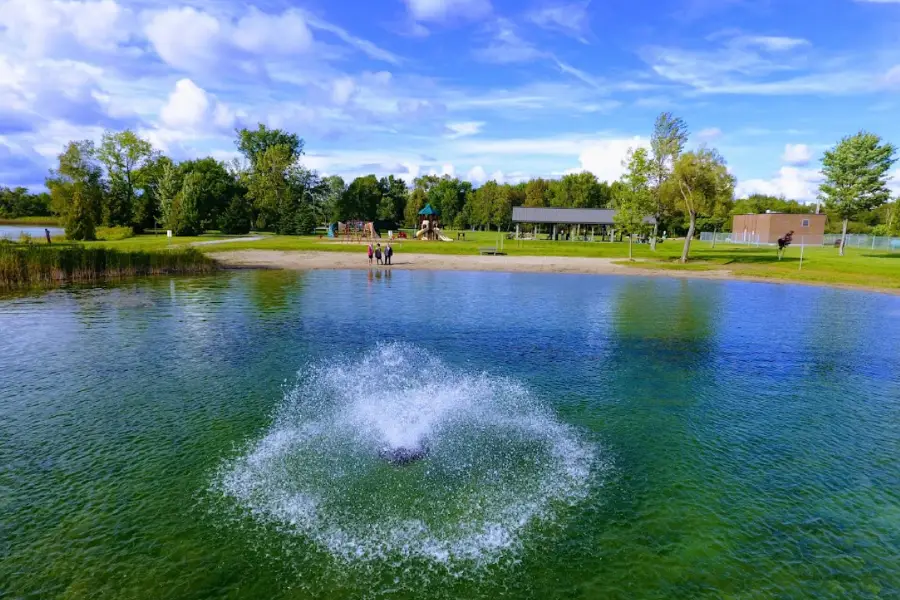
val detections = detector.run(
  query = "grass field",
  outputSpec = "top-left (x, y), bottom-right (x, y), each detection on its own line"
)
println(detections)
top-left (78, 229), bottom-right (899, 291)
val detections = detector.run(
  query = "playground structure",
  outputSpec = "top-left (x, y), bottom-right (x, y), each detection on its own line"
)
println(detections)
top-left (415, 204), bottom-right (453, 242)
top-left (328, 221), bottom-right (381, 243)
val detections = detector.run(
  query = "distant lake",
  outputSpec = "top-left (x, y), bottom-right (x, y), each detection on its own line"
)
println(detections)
top-left (0, 225), bottom-right (64, 240)
top-left (2, 270), bottom-right (899, 599)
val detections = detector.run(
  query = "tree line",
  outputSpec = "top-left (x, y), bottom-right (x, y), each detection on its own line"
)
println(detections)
top-left (11, 113), bottom-right (897, 258)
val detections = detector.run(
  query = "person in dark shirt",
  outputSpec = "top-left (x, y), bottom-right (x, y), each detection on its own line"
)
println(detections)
top-left (375, 244), bottom-right (383, 265)
top-left (45, 228), bottom-right (52, 244)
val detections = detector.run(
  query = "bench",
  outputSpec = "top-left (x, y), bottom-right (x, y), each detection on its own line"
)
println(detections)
top-left (479, 247), bottom-right (500, 255)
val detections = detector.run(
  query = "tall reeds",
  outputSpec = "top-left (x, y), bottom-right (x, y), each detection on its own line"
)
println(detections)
top-left (0, 241), bottom-right (216, 288)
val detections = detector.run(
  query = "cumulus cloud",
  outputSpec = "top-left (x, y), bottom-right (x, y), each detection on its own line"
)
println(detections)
top-left (737, 166), bottom-right (821, 202)
top-left (159, 79), bottom-right (236, 132)
top-left (782, 143), bottom-right (813, 165)
top-left (144, 7), bottom-right (222, 72)
top-left (466, 165), bottom-right (488, 183)
top-left (568, 137), bottom-right (650, 182)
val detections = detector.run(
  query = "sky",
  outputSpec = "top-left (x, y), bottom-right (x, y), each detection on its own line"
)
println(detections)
top-left (1, 0), bottom-right (900, 201)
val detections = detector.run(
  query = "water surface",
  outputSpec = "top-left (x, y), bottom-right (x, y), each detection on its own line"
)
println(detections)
top-left (0, 225), bottom-right (64, 240)
top-left (1, 270), bottom-right (898, 599)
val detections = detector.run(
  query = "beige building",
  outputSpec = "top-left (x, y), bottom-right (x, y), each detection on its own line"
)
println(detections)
top-left (732, 213), bottom-right (826, 245)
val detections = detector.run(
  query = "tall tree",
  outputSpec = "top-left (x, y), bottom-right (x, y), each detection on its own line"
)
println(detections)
top-left (64, 184), bottom-right (97, 241)
top-left (245, 144), bottom-right (296, 231)
top-left (97, 129), bottom-right (155, 229)
top-left (46, 140), bottom-right (104, 237)
top-left (134, 154), bottom-right (174, 232)
top-left (157, 162), bottom-right (182, 233)
top-left (672, 148), bottom-right (735, 263)
top-left (818, 132), bottom-right (897, 256)
top-left (525, 178), bottom-right (550, 207)
top-left (178, 158), bottom-right (236, 231)
top-left (378, 175), bottom-right (408, 223)
top-left (321, 176), bottom-right (346, 224)
top-left (338, 175), bottom-right (382, 222)
top-left (235, 124), bottom-right (303, 169)
top-left (614, 148), bottom-right (654, 260)
top-left (650, 113), bottom-right (689, 250)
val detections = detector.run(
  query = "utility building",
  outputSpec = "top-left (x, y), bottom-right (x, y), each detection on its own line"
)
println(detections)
top-left (732, 213), bottom-right (826, 245)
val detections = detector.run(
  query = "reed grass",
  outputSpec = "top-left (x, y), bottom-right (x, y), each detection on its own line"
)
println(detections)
top-left (0, 241), bottom-right (216, 288)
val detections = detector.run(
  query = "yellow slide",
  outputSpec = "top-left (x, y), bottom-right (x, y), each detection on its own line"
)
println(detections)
top-left (415, 229), bottom-right (427, 239)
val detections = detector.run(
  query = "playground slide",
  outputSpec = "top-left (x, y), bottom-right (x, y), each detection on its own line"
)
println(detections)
top-left (437, 234), bottom-right (453, 242)
top-left (415, 229), bottom-right (427, 239)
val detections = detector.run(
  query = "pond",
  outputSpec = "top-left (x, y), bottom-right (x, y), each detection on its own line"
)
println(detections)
top-left (1, 270), bottom-right (898, 599)
top-left (0, 225), bottom-right (64, 241)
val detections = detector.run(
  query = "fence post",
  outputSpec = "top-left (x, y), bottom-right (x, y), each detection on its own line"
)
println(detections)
top-left (799, 236), bottom-right (804, 271)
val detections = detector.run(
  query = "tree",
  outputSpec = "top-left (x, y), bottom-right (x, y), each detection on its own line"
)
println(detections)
top-left (245, 144), bottom-right (296, 231)
top-left (178, 158), bottom-right (236, 231)
top-left (672, 148), bottom-right (735, 263)
top-left (650, 113), bottom-right (689, 250)
top-left (405, 187), bottom-right (427, 227)
top-left (321, 176), bottom-right (346, 224)
top-left (474, 181), bottom-right (503, 230)
top-left (47, 140), bottom-right (104, 236)
top-left (428, 177), bottom-right (466, 225)
top-left (0, 187), bottom-right (52, 218)
top-left (378, 175), bottom-right (408, 223)
top-left (175, 172), bottom-right (203, 236)
top-left (64, 183), bottom-right (97, 241)
top-left (339, 175), bottom-right (382, 222)
top-left (157, 162), bottom-right (181, 233)
top-left (818, 132), bottom-right (897, 256)
top-left (218, 193), bottom-right (253, 235)
top-left (614, 148), bottom-right (654, 260)
top-left (134, 154), bottom-right (174, 232)
top-left (235, 124), bottom-right (303, 169)
top-left (97, 129), bottom-right (155, 229)
top-left (525, 178), bottom-right (549, 207)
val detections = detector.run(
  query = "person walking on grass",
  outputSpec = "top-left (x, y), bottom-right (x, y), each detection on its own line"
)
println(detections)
top-left (367, 243), bottom-right (374, 265)
top-left (385, 243), bottom-right (393, 265)
top-left (45, 229), bottom-right (51, 245)
top-left (375, 243), bottom-right (383, 265)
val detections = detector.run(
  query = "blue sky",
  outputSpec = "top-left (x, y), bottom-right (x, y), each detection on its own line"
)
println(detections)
top-left (1, 0), bottom-right (900, 200)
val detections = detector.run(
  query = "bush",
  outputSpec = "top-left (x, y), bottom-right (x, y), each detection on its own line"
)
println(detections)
top-left (218, 195), bottom-right (252, 235)
top-left (96, 226), bottom-right (135, 241)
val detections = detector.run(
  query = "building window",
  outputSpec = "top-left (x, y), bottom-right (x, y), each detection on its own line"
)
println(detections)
top-left (801, 219), bottom-right (810, 227)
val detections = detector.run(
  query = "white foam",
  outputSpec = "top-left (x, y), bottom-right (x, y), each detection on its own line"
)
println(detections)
top-left (212, 343), bottom-right (601, 567)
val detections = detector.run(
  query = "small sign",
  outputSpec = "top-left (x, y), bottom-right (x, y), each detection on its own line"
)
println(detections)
top-left (167, 230), bottom-right (173, 238)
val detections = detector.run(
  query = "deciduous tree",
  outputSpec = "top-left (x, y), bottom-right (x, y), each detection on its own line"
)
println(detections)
top-left (97, 130), bottom-right (155, 229)
top-left (672, 148), bottom-right (735, 263)
top-left (650, 113), bottom-right (689, 250)
top-left (818, 131), bottom-right (897, 255)
top-left (614, 148), bottom-right (654, 260)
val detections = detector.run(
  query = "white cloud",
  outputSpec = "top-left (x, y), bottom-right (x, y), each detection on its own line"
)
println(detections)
top-left (144, 7), bottom-right (222, 72)
top-left (696, 127), bottom-right (722, 142)
top-left (782, 143), bottom-right (813, 166)
top-left (473, 19), bottom-right (544, 64)
top-left (331, 77), bottom-right (356, 105)
top-left (0, 0), bottom-right (132, 57)
top-left (404, 0), bottom-right (492, 22)
top-left (466, 165), bottom-right (488, 183)
top-left (737, 166), bottom-right (821, 202)
top-left (445, 121), bottom-right (484, 138)
top-left (233, 8), bottom-right (313, 55)
top-left (159, 79), bottom-right (235, 132)
top-left (527, 2), bottom-right (591, 42)
top-left (567, 137), bottom-right (650, 182)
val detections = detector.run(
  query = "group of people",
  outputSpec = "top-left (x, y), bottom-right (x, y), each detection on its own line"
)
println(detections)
top-left (367, 242), bottom-right (394, 266)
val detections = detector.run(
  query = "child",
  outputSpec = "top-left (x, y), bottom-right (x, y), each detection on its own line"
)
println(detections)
top-left (375, 244), bottom-right (383, 265)
top-left (367, 243), bottom-right (374, 265)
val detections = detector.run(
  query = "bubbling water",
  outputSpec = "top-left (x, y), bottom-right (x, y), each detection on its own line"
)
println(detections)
top-left (213, 343), bottom-right (600, 566)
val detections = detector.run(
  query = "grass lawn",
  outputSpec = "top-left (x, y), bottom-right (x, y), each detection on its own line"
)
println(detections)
top-left (83, 229), bottom-right (900, 291)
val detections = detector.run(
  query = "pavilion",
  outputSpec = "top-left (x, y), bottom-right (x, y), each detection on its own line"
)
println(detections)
top-left (511, 207), bottom-right (656, 241)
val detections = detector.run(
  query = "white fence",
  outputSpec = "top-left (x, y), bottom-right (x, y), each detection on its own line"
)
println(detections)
top-left (699, 231), bottom-right (900, 250)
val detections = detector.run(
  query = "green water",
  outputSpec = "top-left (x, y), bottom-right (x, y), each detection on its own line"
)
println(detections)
top-left (1, 270), bottom-right (898, 599)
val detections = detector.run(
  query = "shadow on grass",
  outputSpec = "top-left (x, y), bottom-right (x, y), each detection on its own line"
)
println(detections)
top-left (861, 253), bottom-right (900, 259)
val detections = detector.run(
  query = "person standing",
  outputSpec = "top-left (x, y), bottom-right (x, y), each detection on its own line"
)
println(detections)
top-left (385, 243), bottom-right (393, 265)
top-left (375, 243), bottom-right (383, 265)
top-left (367, 243), bottom-right (374, 265)
top-left (45, 228), bottom-right (52, 244)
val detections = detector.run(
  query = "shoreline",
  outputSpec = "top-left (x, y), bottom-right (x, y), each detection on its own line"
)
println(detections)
top-left (209, 250), bottom-right (900, 296)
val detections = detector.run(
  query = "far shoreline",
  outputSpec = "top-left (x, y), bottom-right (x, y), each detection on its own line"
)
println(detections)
top-left (208, 250), bottom-right (900, 297)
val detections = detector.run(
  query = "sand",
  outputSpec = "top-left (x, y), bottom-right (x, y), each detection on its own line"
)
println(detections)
top-left (209, 250), bottom-right (735, 280)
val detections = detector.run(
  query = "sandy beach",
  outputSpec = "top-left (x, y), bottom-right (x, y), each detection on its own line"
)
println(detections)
top-left (209, 250), bottom-right (736, 280)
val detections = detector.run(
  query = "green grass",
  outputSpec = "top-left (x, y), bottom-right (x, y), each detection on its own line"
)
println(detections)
top-left (0, 241), bottom-right (216, 289)
top-left (82, 231), bottom-right (900, 292)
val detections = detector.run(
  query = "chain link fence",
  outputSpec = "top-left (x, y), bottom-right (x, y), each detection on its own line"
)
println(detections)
top-left (700, 231), bottom-right (900, 250)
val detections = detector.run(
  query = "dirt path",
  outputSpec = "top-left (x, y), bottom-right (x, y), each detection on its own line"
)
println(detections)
top-left (191, 237), bottom-right (264, 246)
